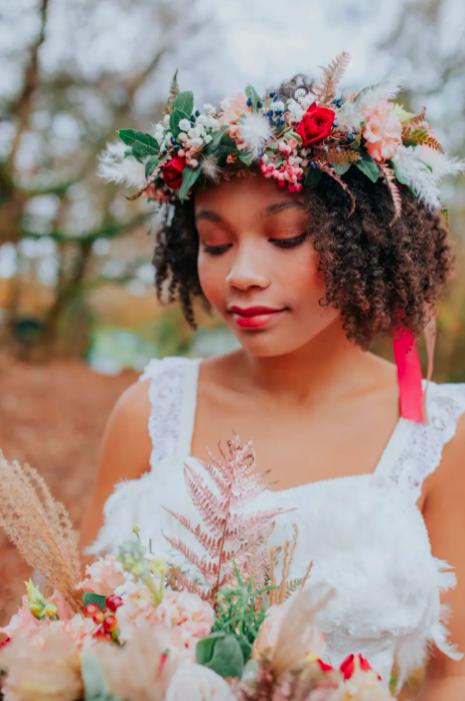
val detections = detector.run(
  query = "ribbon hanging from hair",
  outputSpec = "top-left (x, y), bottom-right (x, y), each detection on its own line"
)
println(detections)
top-left (392, 317), bottom-right (437, 424)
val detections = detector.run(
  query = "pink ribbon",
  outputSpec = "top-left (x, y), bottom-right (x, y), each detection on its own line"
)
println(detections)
top-left (392, 325), bottom-right (426, 423)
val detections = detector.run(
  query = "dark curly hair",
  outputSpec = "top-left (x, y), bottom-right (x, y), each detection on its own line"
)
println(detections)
top-left (152, 76), bottom-right (455, 349)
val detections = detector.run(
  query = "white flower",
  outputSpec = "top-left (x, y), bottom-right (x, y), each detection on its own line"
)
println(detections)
top-left (165, 662), bottom-right (236, 701)
top-left (151, 122), bottom-right (165, 143)
top-left (202, 103), bottom-right (216, 115)
top-left (179, 118), bottom-right (191, 132)
top-left (335, 100), bottom-right (363, 131)
top-left (294, 88), bottom-right (307, 100)
top-left (286, 98), bottom-right (305, 123)
top-left (97, 141), bottom-right (145, 189)
top-left (237, 112), bottom-right (272, 157)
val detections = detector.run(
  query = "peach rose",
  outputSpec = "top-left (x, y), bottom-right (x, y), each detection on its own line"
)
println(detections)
top-left (76, 554), bottom-right (125, 595)
top-left (362, 100), bottom-right (402, 162)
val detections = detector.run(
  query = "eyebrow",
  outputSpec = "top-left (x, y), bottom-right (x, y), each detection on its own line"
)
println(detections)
top-left (195, 199), bottom-right (307, 222)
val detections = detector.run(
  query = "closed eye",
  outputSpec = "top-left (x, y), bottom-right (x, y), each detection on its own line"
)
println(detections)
top-left (202, 232), bottom-right (309, 256)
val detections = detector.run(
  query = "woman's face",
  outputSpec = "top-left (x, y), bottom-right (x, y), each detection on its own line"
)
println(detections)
top-left (195, 173), bottom-right (340, 357)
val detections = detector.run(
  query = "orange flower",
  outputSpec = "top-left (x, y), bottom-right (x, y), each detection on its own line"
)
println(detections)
top-left (362, 100), bottom-right (402, 162)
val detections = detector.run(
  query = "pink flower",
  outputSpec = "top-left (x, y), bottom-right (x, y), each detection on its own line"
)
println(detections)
top-left (0, 622), bottom-right (82, 701)
top-left (76, 554), bottom-right (125, 595)
top-left (155, 591), bottom-right (215, 650)
top-left (218, 94), bottom-right (248, 124)
top-left (362, 100), bottom-right (402, 162)
top-left (0, 595), bottom-right (40, 640)
top-left (166, 662), bottom-right (236, 701)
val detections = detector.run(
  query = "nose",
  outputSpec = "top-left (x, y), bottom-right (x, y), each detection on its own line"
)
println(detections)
top-left (225, 241), bottom-right (270, 291)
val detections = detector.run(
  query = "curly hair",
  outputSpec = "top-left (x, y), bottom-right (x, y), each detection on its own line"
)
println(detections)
top-left (152, 76), bottom-right (455, 349)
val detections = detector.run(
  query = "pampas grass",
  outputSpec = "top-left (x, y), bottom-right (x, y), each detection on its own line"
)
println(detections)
top-left (0, 451), bottom-right (82, 610)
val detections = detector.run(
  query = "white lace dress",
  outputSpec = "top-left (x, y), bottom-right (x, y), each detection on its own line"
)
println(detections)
top-left (88, 355), bottom-right (465, 691)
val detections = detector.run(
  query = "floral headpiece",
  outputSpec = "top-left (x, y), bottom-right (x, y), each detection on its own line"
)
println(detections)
top-left (99, 52), bottom-right (463, 224)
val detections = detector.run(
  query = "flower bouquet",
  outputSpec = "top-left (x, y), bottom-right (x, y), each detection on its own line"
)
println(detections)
top-left (0, 438), bottom-right (403, 701)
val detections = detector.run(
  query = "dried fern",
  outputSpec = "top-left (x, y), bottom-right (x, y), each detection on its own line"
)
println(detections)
top-left (162, 433), bottom-right (292, 605)
top-left (163, 69), bottom-right (180, 115)
top-left (312, 51), bottom-right (351, 105)
top-left (324, 147), bottom-right (361, 165)
top-left (379, 161), bottom-right (403, 224)
top-left (265, 524), bottom-right (313, 606)
top-left (0, 451), bottom-right (82, 611)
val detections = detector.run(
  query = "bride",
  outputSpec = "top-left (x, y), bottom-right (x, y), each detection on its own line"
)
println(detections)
top-left (80, 58), bottom-right (465, 698)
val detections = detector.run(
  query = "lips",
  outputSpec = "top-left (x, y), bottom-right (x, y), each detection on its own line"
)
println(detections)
top-left (228, 305), bottom-right (284, 317)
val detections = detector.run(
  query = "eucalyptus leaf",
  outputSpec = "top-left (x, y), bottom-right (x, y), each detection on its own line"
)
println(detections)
top-left (145, 155), bottom-right (160, 178)
top-left (304, 168), bottom-right (322, 188)
top-left (238, 150), bottom-right (256, 167)
top-left (355, 156), bottom-right (380, 183)
top-left (332, 162), bottom-right (352, 175)
top-left (118, 129), bottom-right (159, 155)
top-left (83, 592), bottom-right (107, 611)
top-left (178, 166), bottom-right (201, 202)
top-left (81, 652), bottom-right (122, 701)
top-left (197, 632), bottom-right (244, 678)
top-left (170, 91), bottom-right (194, 135)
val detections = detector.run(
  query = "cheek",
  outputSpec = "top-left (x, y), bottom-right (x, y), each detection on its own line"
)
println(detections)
top-left (197, 253), bottom-right (225, 304)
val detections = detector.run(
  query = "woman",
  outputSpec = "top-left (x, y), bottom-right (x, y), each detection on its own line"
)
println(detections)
top-left (81, 56), bottom-right (465, 698)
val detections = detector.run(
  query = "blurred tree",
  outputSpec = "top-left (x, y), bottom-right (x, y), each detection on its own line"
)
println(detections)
top-left (0, 0), bottom-right (217, 359)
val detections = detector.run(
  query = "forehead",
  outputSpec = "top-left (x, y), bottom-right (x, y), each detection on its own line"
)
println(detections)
top-left (194, 174), bottom-right (307, 222)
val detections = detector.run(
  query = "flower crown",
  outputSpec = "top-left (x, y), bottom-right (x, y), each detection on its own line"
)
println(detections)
top-left (99, 52), bottom-right (463, 223)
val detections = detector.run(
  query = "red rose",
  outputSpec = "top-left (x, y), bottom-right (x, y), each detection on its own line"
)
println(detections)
top-left (296, 102), bottom-right (335, 145)
top-left (161, 156), bottom-right (186, 190)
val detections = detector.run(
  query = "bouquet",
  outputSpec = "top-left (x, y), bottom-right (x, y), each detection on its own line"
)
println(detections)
top-left (0, 438), bottom-right (403, 701)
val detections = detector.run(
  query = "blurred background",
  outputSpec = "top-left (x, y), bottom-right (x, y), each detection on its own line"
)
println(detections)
top-left (0, 0), bottom-right (464, 620)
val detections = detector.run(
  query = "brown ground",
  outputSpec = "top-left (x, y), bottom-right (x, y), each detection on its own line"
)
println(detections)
top-left (0, 353), bottom-right (137, 624)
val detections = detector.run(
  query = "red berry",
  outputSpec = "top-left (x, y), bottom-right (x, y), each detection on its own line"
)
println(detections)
top-left (92, 610), bottom-right (105, 624)
top-left (105, 594), bottom-right (123, 612)
top-left (0, 635), bottom-right (11, 649)
top-left (84, 603), bottom-right (100, 618)
top-left (103, 614), bottom-right (117, 633)
top-left (92, 624), bottom-right (109, 639)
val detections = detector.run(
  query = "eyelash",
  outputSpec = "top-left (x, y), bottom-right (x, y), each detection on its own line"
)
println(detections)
top-left (202, 232), bottom-right (308, 256)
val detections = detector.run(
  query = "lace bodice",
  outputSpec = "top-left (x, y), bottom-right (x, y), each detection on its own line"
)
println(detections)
top-left (88, 355), bottom-right (465, 691)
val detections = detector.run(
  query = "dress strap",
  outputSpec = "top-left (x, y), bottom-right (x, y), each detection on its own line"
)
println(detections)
top-left (375, 381), bottom-right (465, 502)
top-left (139, 356), bottom-right (201, 470)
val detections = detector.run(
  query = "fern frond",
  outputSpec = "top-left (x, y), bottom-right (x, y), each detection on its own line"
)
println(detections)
top-left (324, 148), bottom-right (361, 164)
top-left (379, 161), bottom-right (403, 224)
top-left (163, 432), bottom-right (290, 604)
top-left (0, 452), bottom-right (82, 611)
top-left (312, 52), bottom-right (351, 105)
top-left (163, 69), bottom-right (180, 115)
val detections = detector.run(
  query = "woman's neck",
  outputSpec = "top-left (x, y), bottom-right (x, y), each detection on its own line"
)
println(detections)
top-left (229, 319), bottom-right (395, 408)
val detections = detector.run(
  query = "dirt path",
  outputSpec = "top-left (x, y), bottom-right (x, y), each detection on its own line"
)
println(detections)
top-left (0, 353), bottom-right (137, 623)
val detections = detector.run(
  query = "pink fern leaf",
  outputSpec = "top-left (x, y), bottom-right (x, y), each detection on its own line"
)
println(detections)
top-left (317, 162), bottom-right (356, 215)
top-left (313, 51), bottom-right (351, 105)
top-left (162, 507), bottom-right (223, 558)
top-left (379, 161), bottom-right (402, 224)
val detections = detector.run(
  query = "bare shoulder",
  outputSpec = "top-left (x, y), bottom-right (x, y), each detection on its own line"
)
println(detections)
top-left (100, 377), bottom-right (152, 479)
top-left (79, 377), bottom-right (152, 551)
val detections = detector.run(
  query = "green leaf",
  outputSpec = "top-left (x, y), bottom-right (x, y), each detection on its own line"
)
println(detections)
top-left (83, 592), bottom-right (107, 611)
top-left (118, 129), bottom-right (159, 156)
top-left (81, 652), bottom-right (122, 701)
top-left (304, 168), bottom-right (322, 188)
top-left (170, 91), bottom-right (194, 135)
top-left (172, 91), bottom-right (194, 118)
top-left (332, 162), bottom-right (352, 176)
top-left (238, 150), bottom-right (256, 167)
top-left (245, 85), bottom-right (261, 112)
top-left (355, 155), bottom-right (380, 183)
top-left (178, 166), bottom-right (201, 202)
top-left (196, 633), bottom-right (244, 678)
top-left (145, 155), bottom-right (160, 178)
top-left (205, 127), bottom-right (226, 154)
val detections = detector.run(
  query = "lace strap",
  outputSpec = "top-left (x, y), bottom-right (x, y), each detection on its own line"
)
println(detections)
top-left (376, 381), bottom-right (465, 501)
top-left (139, 356), bottom-right (200, 470)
